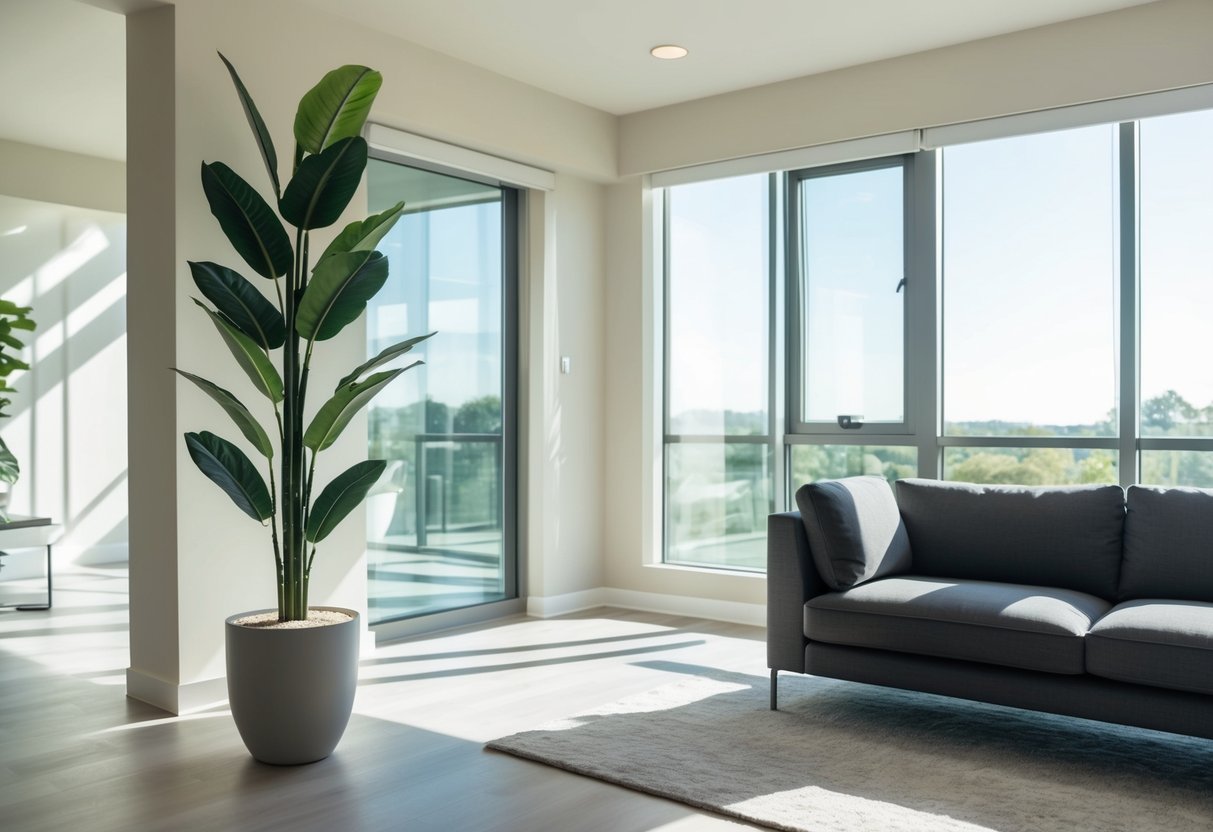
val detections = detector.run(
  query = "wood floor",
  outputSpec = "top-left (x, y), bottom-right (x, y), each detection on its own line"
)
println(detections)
top-left (0, 565), bottom-right (767, 831)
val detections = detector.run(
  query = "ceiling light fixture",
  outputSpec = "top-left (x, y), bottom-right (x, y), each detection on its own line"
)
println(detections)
top-left (650, 44), bottom-right (688, 60)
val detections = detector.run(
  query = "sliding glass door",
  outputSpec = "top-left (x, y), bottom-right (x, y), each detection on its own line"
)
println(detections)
top-left (365, 158), bottom-right (517, 623)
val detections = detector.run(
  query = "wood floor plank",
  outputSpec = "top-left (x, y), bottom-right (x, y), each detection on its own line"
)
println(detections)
top-left (1, 566), bottom-right (764, 831)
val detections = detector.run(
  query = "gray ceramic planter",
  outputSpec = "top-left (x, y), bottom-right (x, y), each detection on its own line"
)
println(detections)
top-left (225, 607), bottom-right (359, 765)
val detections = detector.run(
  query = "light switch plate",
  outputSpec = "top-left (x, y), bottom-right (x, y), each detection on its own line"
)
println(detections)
top-left (560, 356), bottom-right (572, 374)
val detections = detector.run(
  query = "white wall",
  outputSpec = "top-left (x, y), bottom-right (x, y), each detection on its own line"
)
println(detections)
top-left (125, 0), bottom-right (612, 711)
top-left (0, 191), bottom-right (128, 576)
top-left (601, 0), bottom-right (1213, 608)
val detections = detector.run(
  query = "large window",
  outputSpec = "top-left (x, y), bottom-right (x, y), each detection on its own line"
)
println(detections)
top-left (663, 175), bottom-right (772, 570)
top-left (366, 159), bottom-right (517, 623)
top-left (941, 127), bottom-right (1118, 440)
top-left (660, 103), bottom-right (1213, 570)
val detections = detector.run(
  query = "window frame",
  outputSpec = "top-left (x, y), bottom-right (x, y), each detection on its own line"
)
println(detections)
top-left (786, 154), bottom-right (918, 437)
top-left (656, 104), bottom-right (1213, 571)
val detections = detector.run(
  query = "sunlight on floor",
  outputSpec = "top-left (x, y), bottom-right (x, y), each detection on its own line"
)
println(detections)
top-left (0, 563), bottom-right (130, 684)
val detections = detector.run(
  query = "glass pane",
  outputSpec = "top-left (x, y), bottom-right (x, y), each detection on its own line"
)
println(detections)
top-left (789, 445), bottom-right (917, 485)
top-left (1140, 451), bottom-right (1213, 488)
top-left (800, 164), bottom-right (904, 424)
top-left (1140, 109), bottom-right (1213, 437)
top-left (667, 175), bottom-right (769, 435)
top-left (665, 443), bottom-right (771, 570)
top-left (944, 447), bottom-right (1118, 486)
top-left (366, 159), bottom-right (510, 623)
top-left (942, 126), bottom-right (1117, 438)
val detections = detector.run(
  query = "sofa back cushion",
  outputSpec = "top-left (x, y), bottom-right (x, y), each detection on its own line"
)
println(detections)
top-left (1120, 485), bottom-right (1213, 603)
top-left (795, 476), bottom-right (912, 591)
top-left (894, 479), bottom-right (1125, 600)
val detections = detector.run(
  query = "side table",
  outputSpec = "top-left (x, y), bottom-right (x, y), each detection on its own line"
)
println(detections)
top-left (0, 516), bottom-right (62, 611)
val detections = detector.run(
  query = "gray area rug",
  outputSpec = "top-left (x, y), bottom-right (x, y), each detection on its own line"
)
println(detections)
top-left (487, 663), bottom-right (1213, 831)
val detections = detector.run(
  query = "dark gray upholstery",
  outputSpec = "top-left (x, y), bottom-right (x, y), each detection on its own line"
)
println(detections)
top-left (766, 511), bottom-right (826, 674)
top-left (805, 577), bottom-right (1110, 675)
top-left (895, 479), bottom-right (1125, 600)
top-left (795, 476), bottom-right (911, 591)
top-left (769, 481), bottom-right (1213, 738)
top-left (1087, 599), bottom-right (1213, 696)
top-left (1120, 485), bottom-right (1213, 603)
top-left (804, 642), bottom-right (1213, 741)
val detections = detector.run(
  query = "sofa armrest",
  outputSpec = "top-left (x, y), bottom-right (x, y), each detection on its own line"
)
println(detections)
top-left (767, 511), bottom-right (828, 674)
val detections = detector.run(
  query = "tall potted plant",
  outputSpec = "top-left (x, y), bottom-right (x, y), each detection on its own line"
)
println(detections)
top-left (178, 54), bottom-right (430, 765)
top-left (0, 300), bottom-right (35, 522)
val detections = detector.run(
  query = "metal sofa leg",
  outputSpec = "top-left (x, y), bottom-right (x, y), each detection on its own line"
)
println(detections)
top-left (770, 669), bottom-right (778, 710)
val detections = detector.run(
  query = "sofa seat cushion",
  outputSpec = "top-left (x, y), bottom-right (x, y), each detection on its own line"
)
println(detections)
top-left (1087, 600), bottom-right (1213, 695)
top-left (805, 576), bottom-right (1111, 675)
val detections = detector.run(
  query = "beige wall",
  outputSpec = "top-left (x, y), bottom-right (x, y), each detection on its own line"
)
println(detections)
top-left (602, 0), bottom-right (1213, 607)
top-left (620, 0), bottom-right (1213, 175)
top-left (0, 139), bottom-right (125, 214)
top-left (125, 0), bottom-right (612, 710)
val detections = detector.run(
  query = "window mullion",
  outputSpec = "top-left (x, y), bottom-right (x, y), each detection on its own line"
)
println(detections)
top-left (1118, 121), bottom-right (1141, 488)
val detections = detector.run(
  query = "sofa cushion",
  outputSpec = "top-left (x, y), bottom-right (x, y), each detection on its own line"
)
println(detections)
top-left (1087, 599), bottom-right (1213, 695)
top-left (895, 479), bottom-right (1125, 600)
top-left (795, 476), bottom-right (912, 591)
top-left (1119, 485), bottom-right (1213, 603)
top-left (805, 576), bottom-right (1110, 675)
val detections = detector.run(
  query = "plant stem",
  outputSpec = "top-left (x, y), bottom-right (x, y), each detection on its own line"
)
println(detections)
top-left (268, 462), bottom-right (283, 618)
top-left (281, 225), bottom-right (304, 619)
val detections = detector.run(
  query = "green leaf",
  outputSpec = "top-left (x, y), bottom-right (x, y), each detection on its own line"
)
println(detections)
top-left (200, 161), bottom-right (293, 279)
top-left (304, 369), bottom-right (402, 452)
top-left (318, 200), bottom-right (405, 262)
top-left (0, 436), bottom-right (19, 486)
top-left (293, 65), bottom-right (382, 155)
top-left (194, 299), bottom-right (284, 403)
top-left (338, 334), bottom-right (431, 388)
top-left (279, 136), bottom-right (367, 230)
top-left (305, 459), bottom-right (386, 543)
top-left (218, 52), bottom-right (280, 197)
top-left (184, 431), bottom-right (272, 522)
top-left (173, 369), bottom-right (274, 458)
top-left (189, 261), bottom-right (285, 350)
top-left (295, 250), bottom-right (388, 342)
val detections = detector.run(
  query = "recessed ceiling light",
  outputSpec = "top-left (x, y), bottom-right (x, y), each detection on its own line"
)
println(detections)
top-left (650, 44), bottom-right (688, 60)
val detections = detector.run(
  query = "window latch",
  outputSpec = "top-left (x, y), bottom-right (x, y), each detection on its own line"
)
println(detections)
top-left (895, 277), bottom-right (906, 293)
top-left (837, 415), bottom-right (865, 430)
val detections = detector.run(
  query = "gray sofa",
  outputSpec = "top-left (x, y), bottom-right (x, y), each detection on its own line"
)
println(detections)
top-left (767, 476), bottom-right (1213, 739)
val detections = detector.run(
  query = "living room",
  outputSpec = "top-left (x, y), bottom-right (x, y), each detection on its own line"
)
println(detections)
top-left (2, 0), bottom-right (1212, 829)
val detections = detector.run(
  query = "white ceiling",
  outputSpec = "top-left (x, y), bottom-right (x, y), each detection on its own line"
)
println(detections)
top-left (302, 0), bottom-right (1159, 115)
top-left (0, 0), bottom-right (1158, 162)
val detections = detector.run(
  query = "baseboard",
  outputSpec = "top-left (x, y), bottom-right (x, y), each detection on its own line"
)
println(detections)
top-left (527, 587), bottom-right (765, 627)
top-left (126, 668), bottom-right (228, 715)
top-left (525, 589), bottom-right (606, 618)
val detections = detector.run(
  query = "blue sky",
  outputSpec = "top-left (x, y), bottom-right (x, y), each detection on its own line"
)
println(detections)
top-left (666, 107), bottom-right (1213, 431)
